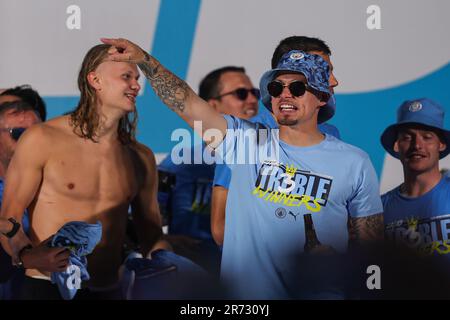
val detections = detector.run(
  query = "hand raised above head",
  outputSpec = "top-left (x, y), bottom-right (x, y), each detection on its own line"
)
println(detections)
top-left (100, 37), bottom-right (147, 64)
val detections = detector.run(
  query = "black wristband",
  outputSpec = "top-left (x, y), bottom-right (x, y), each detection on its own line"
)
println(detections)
top-left (3, 218), bottom-right (20, 238)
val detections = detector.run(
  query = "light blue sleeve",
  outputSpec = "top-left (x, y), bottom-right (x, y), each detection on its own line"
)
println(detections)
top-left (347, 154), bottom-right (383, 217)
top-left (213, 164), bottom-right (232, 188)
top-left (215, 115), bottom-right (257, 165)
top-left (213, 115), bottom-right (259, 189)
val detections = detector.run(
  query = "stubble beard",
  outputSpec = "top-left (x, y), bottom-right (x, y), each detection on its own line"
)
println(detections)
top-left (278, 118), bottom-right (299, 126)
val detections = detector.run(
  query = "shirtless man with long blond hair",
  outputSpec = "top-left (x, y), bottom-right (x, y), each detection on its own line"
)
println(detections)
top-left (0, 44), bottom-right (165, 299)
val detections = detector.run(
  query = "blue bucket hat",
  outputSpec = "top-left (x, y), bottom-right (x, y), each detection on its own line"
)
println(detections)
top-left (381, 98), bottom-right (450, 159)
top-left (260, 50), bottom-right (333, 124)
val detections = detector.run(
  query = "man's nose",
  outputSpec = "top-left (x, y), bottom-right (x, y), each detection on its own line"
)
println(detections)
top-left (411, 136), bottom-right (424, 150)
top-left (246, 91), bottom-right (258, 104)
top-left (131, 79), bottom-right (141, 92)
top-left (329, 73), bottom-right (339, 91)
top-left (279, 86), bottom-right (293, 99)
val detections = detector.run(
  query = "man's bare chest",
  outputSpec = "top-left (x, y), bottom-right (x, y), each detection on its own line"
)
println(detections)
top-left (41, 144), bottom-right (141, 203)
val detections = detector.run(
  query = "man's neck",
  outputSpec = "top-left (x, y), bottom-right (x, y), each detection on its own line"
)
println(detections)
top-left (279, 123), bottom-right (324, 147)
top-left (401, 168), bottom-right (442, 197)
top-left (94, 104), bottom-right (126, 142)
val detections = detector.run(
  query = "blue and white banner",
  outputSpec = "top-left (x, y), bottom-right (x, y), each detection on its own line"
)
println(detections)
top-left (1, 0), bottom-right (449, 192)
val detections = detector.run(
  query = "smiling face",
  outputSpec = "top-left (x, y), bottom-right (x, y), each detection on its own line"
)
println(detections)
top-left (90, 61), bottom-right (141, 114)
top-left (394, 124), bottom-right (446, 174)
top-left (270, 73), bottom-right (325, 127)
top-left (211, 71), bottom-right (259, 119)
top-left (0, 109), bottom-right (41, 172)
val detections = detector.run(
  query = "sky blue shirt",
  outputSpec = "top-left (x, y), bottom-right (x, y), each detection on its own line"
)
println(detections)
top-left (219, 116), bottom-right (382, 299)
top-left (213, 116), bottom-right (341, 189)
top-left (382, 176), bottom-right (450, 256)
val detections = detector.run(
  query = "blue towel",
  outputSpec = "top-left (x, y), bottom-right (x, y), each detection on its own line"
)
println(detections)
top-left (50, 221), bottom-right (102, 300)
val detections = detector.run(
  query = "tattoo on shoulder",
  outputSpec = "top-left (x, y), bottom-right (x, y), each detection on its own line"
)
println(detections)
top-left (137, 51), bottom-right (190, 113)
top-left (350, 213), bottom-right (384, 243)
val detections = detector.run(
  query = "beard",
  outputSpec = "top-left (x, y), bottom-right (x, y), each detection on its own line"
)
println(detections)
top-left (278, 118), bottom-right (298, 126)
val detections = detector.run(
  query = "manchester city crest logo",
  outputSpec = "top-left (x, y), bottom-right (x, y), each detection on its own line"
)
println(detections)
top-left (409, 101), bottom-right (422, 112)
top-left (290, 52), bottom-right (304, 60)
top-left (275, 207), bottom-right (287, 219)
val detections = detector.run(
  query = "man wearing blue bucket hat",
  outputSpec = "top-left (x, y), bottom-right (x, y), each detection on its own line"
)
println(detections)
top-left (103, 38), bottom-right (384, 299)
top-left (211, 36), bottom-right (341, 247)
top-left (381, 98), bottom-right (450, 256)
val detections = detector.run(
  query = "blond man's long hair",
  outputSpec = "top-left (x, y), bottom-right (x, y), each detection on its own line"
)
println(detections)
top-left (70, 44), bottom-right (138, 145)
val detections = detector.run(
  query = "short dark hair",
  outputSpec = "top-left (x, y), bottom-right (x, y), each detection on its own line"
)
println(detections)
top-left (0, 100), bottom-right (39, 120)
top-left (271, 36), bottom-right (332, 68)
top-left (198, 66), bottom-right (246, 101)
top-left (1, 85), bottom-right (47, 121)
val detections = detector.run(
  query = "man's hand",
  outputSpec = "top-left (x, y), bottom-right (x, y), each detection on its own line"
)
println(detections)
top-left (21, 238), bottom-right (70, 272)
top-left (100, 37), bottom-right (227, 140)
top-left (100, 38), bottom-right (146, 64)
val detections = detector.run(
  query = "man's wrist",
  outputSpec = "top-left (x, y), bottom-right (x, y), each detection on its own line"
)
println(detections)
top-left (1, 217), bottom-right (21, 238)
top-left (14, 244), bottom-right (33, 268)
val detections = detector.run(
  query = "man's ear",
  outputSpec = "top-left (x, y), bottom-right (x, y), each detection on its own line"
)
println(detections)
top-left (87, 71), bottom-right (101, 90)
top-left (208, 98), bottom-right (219, 111)
top-left (393, 140), bottom-right (400, 153)
top-left (318, 100), bottom-right (327, 107)
top-left (439, 141), bottom-right (447, 152)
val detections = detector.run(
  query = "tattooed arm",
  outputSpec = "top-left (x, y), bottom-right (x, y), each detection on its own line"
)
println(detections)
top-left (349, 213), bottom-right (384, 244)
top-left (101, 38), bottom-right (227, 147)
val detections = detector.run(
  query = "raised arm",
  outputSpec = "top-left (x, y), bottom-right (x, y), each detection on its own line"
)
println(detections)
top-left (101, 38), bottom-right (227, 148)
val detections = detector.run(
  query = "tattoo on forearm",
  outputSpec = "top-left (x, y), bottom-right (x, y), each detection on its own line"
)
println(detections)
top-left (350, 213), bottom-right (384, 243)
top-left (138, 51), bottom-right (191, 113)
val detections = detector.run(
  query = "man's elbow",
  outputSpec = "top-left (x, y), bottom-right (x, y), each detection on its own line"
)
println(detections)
top-left (211, 222), bottom-right (224, 246)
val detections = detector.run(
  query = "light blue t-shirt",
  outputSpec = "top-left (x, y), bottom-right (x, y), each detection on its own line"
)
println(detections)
top-left (213, 116), bottom-right (341, 189)
top-left (382, 176), bottom-right (450, 256)
top-left (219, 116), bottom-right (382, 299)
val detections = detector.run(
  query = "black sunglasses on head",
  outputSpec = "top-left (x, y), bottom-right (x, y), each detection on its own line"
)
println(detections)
top-left (267, 80), bottom-right (309, 98)
top-left (0, 128), bottom-right (26, 141)
top-left (214, 88), bottom-right (261, 101)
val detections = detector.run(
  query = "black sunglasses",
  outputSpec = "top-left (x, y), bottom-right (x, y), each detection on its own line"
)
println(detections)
top-left (0, 128), bottom-right (26, 141)
top-left (267, 80), bottom-right (309, 98)
top-left (214, 88), bottom-right (261, 101)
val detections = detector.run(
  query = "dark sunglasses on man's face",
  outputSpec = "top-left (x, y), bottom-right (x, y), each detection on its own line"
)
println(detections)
top-left (215, 88), bottom-right (261, 101)
top-left (0, 128), bottom-right (27, 141)
top-left (267, 80), bottom-right (308, 98)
